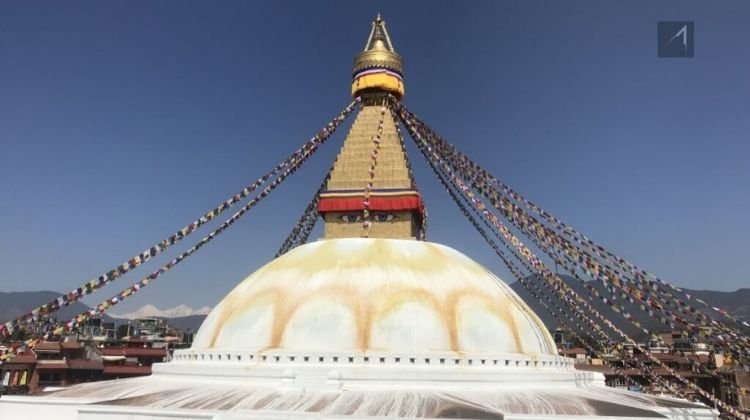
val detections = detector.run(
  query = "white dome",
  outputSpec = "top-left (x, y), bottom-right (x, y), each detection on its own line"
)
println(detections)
top-left (192, 238), bottom-right (557, 356)
top-left (2, 238), bottom-right (716, 420)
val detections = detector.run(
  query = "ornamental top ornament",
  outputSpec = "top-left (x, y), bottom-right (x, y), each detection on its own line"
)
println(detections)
top-left (351, 14), bottom-right (405, 98)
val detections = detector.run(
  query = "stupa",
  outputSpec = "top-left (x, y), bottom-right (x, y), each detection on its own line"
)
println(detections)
top-left (0, 15), bottom-right (717, 420)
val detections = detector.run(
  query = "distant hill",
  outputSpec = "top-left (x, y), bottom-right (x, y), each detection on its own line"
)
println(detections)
top-left (681, 288), bottom-right (750, 322)
top-left (0, 291), bottom-right (209, 334)
top-left (510, 276), bottom-right (750, 339)
top-left (0, 290), bottom-right (113, 324)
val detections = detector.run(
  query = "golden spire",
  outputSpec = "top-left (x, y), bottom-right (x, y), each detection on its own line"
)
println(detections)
top-left (318, 15), bottom-right (423, 240)
top-left (351, 14), bottom-right (405, 99)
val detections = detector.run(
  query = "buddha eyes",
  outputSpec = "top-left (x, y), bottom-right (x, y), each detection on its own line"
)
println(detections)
top-left (340, 214), bottom-right (362, 223)
top-left (374, 213), bottom-right (395, 222)
top-left (339, 213), bottom-right (395, 223)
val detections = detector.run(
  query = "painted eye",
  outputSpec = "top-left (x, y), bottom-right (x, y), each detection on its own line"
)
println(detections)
top-left (340, 214), bottom-right (362, 223)
top-left (374, 213), bottom-right (395, 222)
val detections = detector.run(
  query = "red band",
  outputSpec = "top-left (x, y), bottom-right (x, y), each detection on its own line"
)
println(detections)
top-left (318, 196), bottom-right (423, 214)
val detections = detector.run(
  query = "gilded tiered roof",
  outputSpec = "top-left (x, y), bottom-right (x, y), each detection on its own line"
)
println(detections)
top-left (352, 14), bottom-right (403, 76)
top-left (326, 106), bottom-right (412, 191)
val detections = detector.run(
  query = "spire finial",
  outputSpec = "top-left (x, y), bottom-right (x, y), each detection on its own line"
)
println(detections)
top-left (351, 14), bottom-right (405, 98)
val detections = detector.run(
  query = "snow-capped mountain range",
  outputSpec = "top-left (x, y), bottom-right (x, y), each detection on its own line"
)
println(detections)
top-left (110, 304), bottom-right (212, 320)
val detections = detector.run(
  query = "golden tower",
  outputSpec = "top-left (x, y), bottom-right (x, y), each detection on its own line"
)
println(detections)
top-left (318, 14), bottom-right (423, 239)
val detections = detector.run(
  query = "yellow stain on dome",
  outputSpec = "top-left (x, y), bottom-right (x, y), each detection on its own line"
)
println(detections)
top-left (206, 288), bottom-right (281, 348)
top-left (450, 291), bottom-right (523, 352)
top-left (368, 285), bottom-right (454, 350)
top-left (275, 282), bottom-right (361, 348)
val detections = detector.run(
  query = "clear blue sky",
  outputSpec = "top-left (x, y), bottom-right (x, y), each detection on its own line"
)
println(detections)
top-left (1, 1), bottom-right (748, 313)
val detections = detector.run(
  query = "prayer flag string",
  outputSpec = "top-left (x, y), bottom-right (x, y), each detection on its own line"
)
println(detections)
top-left (397, 125), bottom-right (686, 397)
top-left (393, 98), bottom-right (749, 350)
top-left (411, 110), bottom-right (750, 354)
top-left (394, 101), bottom-right (745, 419)
top-left (416, 104), bottom-right (747, 332)
top-left (275, 168), bottom-right (335, 257)
top-left (275, 195), bottom-right (321, 257)
top-left (409, 120), bottom-right (614, 346)
top-left (463, 168), bottom-right (749, 352)
top-left (0, 99), bottom-right (358, 345)
top-left (361, 104), bottom-right (387, 237)
top-left (391, 108), bottom-right (427, 240)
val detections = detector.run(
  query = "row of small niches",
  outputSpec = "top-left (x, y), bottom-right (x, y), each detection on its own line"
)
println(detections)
top-left (173, 353), bottom-right (572, 368)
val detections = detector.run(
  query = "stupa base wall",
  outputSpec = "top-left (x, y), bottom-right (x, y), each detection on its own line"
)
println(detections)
top-left (0, 366), bottom-right (719, 420)
top-left (0, 388), bottom-right (719, 420)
